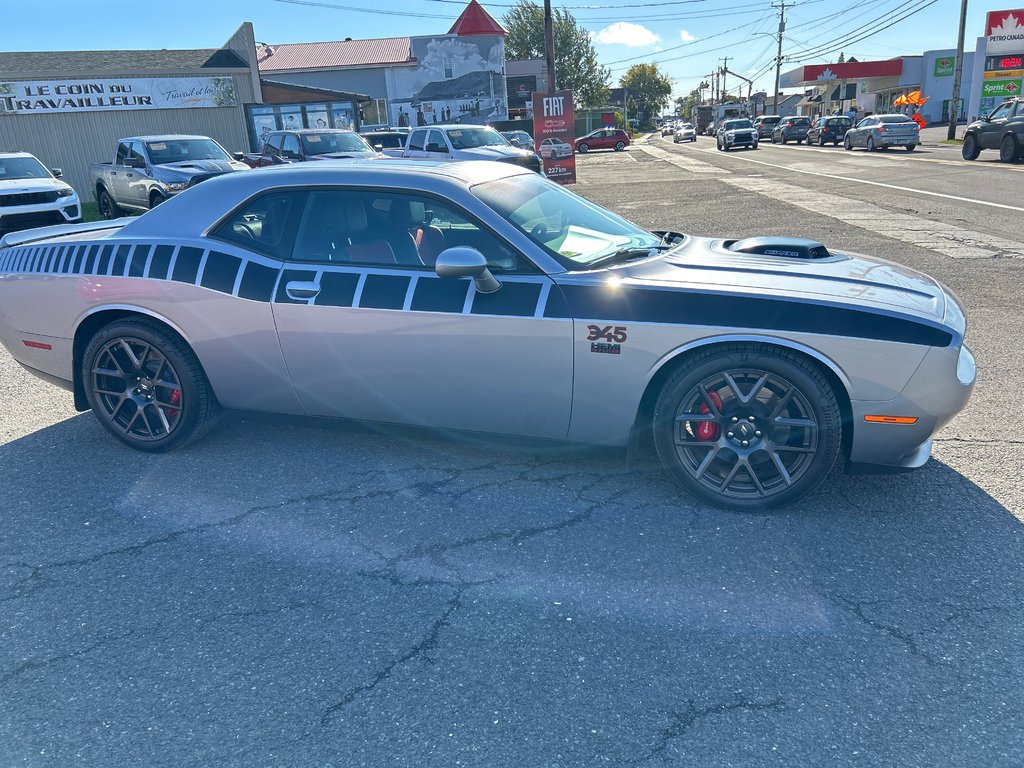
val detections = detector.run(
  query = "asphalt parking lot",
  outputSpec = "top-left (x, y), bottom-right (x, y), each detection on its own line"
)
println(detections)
top-left (2, 140), bottom-right (1023, 766)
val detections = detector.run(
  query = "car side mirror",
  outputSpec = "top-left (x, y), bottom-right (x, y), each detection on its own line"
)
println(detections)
top-left (50, 168), bottom-right (63, 178)
top-left (233, 151), bottom-right (245, 161)
top-left (434, 247), bottom-right (501, 293)
top-left (374, 143), bottom-right (384, 151)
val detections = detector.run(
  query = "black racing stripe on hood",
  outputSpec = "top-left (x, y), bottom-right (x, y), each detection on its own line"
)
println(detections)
top-left (547, 284), bottom-right (953, 347)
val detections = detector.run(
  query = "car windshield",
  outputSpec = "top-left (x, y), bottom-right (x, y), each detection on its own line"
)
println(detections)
top-left (681, 123), bottom-right (693, 129)
top-left (301, 132), bottom-right (373, 154)
top-left (474, 173), bottom-right (664, 267)
top-left (145, 139), bottom-right (230, 164)
top-left (724, 120), bottom-right (753, 130)
top-left (791, 118), bottom-right (810, 125)
top-left (365, 133), bottom-right (405, 149)
top-left (878, 115), bottom-right (913, 123)
top-left (447, 128), bottom-right (509, 149)
top-left (0, 156), bottom-right (50, 180)
top-left (760, 117), bottom-right (781, 124)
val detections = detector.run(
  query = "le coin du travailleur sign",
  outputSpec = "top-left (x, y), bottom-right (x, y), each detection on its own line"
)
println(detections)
top-left (0, 77), bottom-right (237, 115)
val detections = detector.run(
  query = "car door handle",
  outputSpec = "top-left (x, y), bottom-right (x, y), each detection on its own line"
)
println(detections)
top-left (285, 280), bottom-right (321, 300)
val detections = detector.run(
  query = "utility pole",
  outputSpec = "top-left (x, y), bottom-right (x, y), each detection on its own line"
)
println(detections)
top-left (772, 1), bottom-right (787, 114)
top-left (947, 0), bottom-right (968, 139)
top-left (543, 0), bottom-right (556, 93)
top-left (721, 57), bottom-right (729, 103)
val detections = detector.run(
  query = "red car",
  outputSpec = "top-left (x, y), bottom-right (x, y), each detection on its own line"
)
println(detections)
top-left (575, 128), bottom-right (630, 153)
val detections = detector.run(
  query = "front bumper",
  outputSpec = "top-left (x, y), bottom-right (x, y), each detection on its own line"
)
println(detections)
top-left (0, 196), bottom-right (81, 232)
top-left (848, 344), bottom-right (975, 471)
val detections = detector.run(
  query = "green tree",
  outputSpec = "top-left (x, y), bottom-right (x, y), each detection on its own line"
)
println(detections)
top-left (619, 64), bottom-right (673, 127)
top-left (503, 0), bottom-right (611, 108)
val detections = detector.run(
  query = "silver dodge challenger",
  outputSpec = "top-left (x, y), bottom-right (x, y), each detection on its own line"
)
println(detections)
top-left (0, 161), bottom-right (975, 509)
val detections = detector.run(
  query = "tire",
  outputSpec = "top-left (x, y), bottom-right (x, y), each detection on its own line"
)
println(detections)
top-left (577, 143), bottom-right (589, 154)
top-left (796, 139), bottom-right (804, 144)
top-left (844, 136), bottom-right (853, 151)
top-left (97, 188), bottom-right (121, 220)
top-left (82, 318), bottom-right (220, 452)
top-left (905, 144), bottom-right (917, 152)
top-left (867, 137), bottom-right (876, 152)
top-left (781, 137), bottom-right (788, 145)
top-left (692, 136), bottom-right (697, 142)
top-left (652, 343), bottom-right (842, 510)
top-left (614, 141), bottom-right (625, 151)
top-left (818, 136), bottom-right (827, 147)
top-left (961, 133), bottom-right (981, 161)
top-left (999, 134), bottom-right (1021, 163)
top-left (751, 142), bottom-right (759, 150)
top-left (149, 192), bottom-right (166, 209)
top-left (834, 140), bottom-right (840, 146)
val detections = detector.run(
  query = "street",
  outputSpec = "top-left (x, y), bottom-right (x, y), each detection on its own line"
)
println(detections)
top-left (2, 139), bottom-right (1023, 766)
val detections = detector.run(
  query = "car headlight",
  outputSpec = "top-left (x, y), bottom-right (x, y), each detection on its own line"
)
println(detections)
top-left (956, 345), bottom-right (976, 386)
top-left (166, 182), bottom-right (188, 192)
top-left (56, 188), bottom-right (75, 198)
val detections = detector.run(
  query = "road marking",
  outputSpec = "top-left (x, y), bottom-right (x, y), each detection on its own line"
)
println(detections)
top-left (678, 142), bottom-right (1024, 212)
top-left (721, 176), bottom-right (1024, 260)
top-left (636, 142), bottom-right (728, 174)
top-left (759, 141), bottom-right (1024, 171)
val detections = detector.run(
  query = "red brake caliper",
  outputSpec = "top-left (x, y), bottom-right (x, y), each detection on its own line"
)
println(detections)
top-left (696, 391), bottom-right (723, 441)
top-left (167, 389), bottom-right (181, 419)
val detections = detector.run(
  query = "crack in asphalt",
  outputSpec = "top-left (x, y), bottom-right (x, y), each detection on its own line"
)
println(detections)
top-left (0, 631), bottom-right (134, 690)
top-left (629, 696), bottom-right (785, 765)
top-left (835, 596), bottom-right (938, 666)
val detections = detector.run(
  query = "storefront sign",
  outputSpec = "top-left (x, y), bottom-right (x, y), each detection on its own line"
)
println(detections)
top-left (986, 9), bottom-right (1024, 55)
top-left (933, 57), bottom-right (955, 77)
top-left (984, 69), bottom-right (1024, 78)
top-left (0, 77), bottom-right (237, 114)
top-left (532, 89), bottom-right (576, 185)
top-left (981, 78), bottom-right (1023, 97)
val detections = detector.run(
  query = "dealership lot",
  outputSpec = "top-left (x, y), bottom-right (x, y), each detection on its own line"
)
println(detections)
top-left (2, 143), bottom-right (1023, 766)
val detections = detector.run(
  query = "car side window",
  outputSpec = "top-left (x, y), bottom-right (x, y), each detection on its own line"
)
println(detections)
top-left (266, 134), bottom-right (284, 156)
top-left (290, 189), bottom-right (534, 273)
top-left (282, 135), bottom-right (301, 159)
top-left (213, 190), bottom-right (307, 259)
top-left (426, 130), bottom-right (448, 153)
top-left (990, 103), bottom-right (1014, 120)
top-left (407, 130), bottom-right (426, 152)
top-left (128, 142), bottom-right (147, 167)
top-left (115, 142), bottom-right (130, 166)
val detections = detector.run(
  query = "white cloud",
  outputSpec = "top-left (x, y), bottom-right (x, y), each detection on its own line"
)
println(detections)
top-left (679, 30), bottom-right (696, 42)
top-left (595, 22), bottom-right (660, 48)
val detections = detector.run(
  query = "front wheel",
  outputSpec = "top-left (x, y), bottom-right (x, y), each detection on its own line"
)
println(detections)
top-left (867, 137), bottom-right (876, 152)
top-left (577, 143), bottom-right (589, 154)
top-left (844, 136), bottom-right (853, 151)
top-left (961, 133), bottom-right (981, 161)
top-left (149, 192), bottom-right (166, 209)
top-left (819, 136), bottom-right (827, 146)
top-left (652, 343), bottom-right (842, 509)
top-left (999, 134), bottom-right (1021, 163)
top-left (614, 141), bottom-right (625, 151)
top-left (82, 319), bottom-right (220, 452)
top-left (97, 188), bottom-right (121, 220)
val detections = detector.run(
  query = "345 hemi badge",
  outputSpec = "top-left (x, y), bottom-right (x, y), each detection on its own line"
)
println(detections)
top-left (588, 324), bottom-right (627, 354)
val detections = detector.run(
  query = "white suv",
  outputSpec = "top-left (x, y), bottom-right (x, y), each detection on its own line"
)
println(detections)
top-left (0, 152), bottom-right (81, 233)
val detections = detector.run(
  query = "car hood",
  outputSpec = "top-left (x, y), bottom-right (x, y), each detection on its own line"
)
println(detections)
top-left (309, 151), bottom-right (381, 160)
top-left (0, 177), bottom-right (73, 194)
top-left (154, 159), bottom-right (248, 180)
top-left (611, 235), bottom-right (946, 323)
top-left (456, 146), bottom-right (533, 160)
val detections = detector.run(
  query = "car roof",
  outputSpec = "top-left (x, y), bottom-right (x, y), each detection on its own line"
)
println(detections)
top-left (117, 160), bottom-right (534, 238)
top-left (414, 124), bottom-right (495, 130)
top-left (0, 151), bottom-right (36, 159)
top-left (122, 135), bottom-right (218, 142)
top-left (276, 128), bottom-right (357, 134)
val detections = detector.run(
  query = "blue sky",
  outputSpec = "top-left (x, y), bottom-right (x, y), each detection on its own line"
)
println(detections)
top-left (7, 0), bottom-right (999, 100)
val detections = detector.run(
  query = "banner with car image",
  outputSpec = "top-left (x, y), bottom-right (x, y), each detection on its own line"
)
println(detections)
top-left (532, 89), bottom-right (576, 184)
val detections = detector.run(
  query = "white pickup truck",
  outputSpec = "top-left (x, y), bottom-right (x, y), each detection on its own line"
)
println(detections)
top-left (89, 134), bottom-right (249, 218)
top-left (402, 125), bottom-right (542, 173)
top-left (0, 152), bottom-right (81, 235)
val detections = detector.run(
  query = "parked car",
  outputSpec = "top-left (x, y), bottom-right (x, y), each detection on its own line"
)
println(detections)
top-left (961, 98), bottom-right (1024, 163)
top-left (673, 123), bottom-right (697, 143)
top-left (361, 130), bottom-right (408, 157)
top-left (500, 130), bottom-right (534, 149)
top-left (402, 125), bottom-right (542, 173)
top-left (539, 137), bottom-right (573, 159)
top-left (661, 122), bottom-right (676, 137)
top-left (90, 135), bottom-right (249, 218)
top-left (753, 115), bottom-right (782, 139)
top-left (771, 117), bottom-right (812, 144)
top-left (242, 129), bottom-right (380, 167)
top-left (575, 129), bottom-right (630, 153)
top-left (843, 114), bottom-right (920, 152)
top-left (0, 160), bottom-right (974, 509)
top-left (716, 119), bottom-right (759, 151)
top-left (807, 116), bottom-right (854, 146)
top-left (0, 152), bottom-right (81, 234)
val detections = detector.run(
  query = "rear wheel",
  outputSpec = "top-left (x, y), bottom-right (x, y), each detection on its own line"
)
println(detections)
top-left (653, 343), bottom-right (842, 510)
top-left (818, 136), bottom-right (827, 146)
top-left (577, 143), bottom-right (589, 154)
top-left (82, 319), bottom-right (220, 452)
top-left (867, 136), bottom-right (876, 152)
top-left (844, 136), bottom-right (853, 151)
top-left (999, 134), bottom-right (1021, 163)
top-left (961, 133), bottom-right (981, 160)
top-left (905, 144), bottom-right (917, 152)
top-left (796, 138), bottom-right (804, 144)
top-left (97, 188), bottom-right (120, 220)
top-left (781, 136), bottom-right (788, 145)
top-left (614, 141), bottom-right (625, 151)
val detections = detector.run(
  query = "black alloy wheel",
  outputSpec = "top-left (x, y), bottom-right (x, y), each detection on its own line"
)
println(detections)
top-left (819, 135), bottom-right (827, 146)
top-left (999, 134), bottom-right (1021, 163)
top-left (149, 192), bottom-right (167, 209)
top-left (82, 319), bottom-right (220, 452)
top-left (961, 133), bottom-right (981, 160)
top-left (653, 343), bottom-right (842, 509)
top-left (97, 188), bottom-right (120, 220)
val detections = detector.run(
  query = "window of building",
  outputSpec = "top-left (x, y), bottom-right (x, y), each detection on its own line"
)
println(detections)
top-left (444, 58), bottom-right (454, 79)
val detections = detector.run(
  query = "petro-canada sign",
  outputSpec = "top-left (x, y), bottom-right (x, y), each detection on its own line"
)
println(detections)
top-left (986, 9), bottom-right (1024, 54)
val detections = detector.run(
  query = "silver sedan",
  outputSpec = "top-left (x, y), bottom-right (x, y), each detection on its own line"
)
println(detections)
top-left (0, 161), bottom-right (974, 509)
top-left (844, 114), bottom-right (921, 152)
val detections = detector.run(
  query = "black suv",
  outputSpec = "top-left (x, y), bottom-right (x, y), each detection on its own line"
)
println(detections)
top-left (771, 116), bottom-right (811, 144)
top-left (962, 98), bottom-right (1024, 163)
top-left (807, 116), bottom-right (853, 146)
